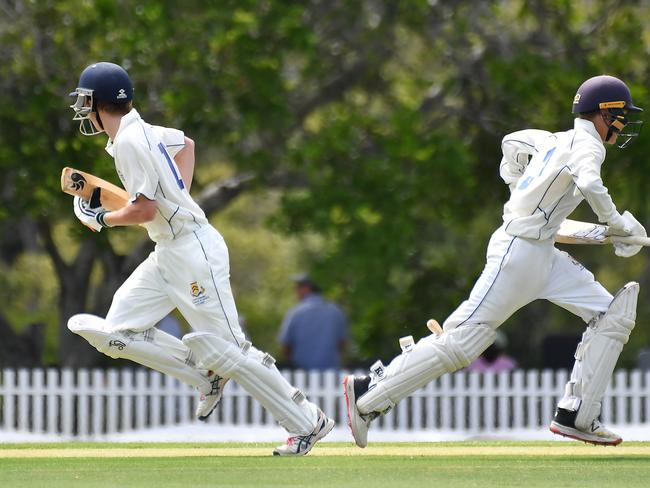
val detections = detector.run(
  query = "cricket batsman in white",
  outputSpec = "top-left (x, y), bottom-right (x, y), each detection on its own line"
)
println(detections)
top-left (67, 62), bottom-right (333, 455)
top-left (344, 75), bottom-right (645, 447)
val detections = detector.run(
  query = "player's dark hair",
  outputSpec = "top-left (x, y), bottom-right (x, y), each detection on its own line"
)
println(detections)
top-left (97, 100), bottom-right (132, 116)
top-left (578, 110), bottom-right (601, 120)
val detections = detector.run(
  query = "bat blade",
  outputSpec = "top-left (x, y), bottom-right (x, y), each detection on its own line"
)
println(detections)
top-left (556, 218), bottom-right (650, 247)
top-left (61, 167), bottom-right (129, 211)
top-left (555, 219), bottom-right (609, 245)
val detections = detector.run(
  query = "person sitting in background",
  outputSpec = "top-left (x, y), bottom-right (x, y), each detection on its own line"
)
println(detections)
top-left (278, 274), bottom-right (349, 370)
top-left (467, 331), bottom-right (517, 373)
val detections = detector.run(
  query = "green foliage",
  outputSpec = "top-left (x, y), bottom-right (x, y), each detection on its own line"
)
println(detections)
top-left (2, 0), bottom-right (650, 366)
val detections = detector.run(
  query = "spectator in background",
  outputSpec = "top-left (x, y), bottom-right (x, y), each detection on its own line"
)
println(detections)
top-left (467, 331), bottom-right (517, 373)
top-left (278, 274), bottom-right (349, 370)
top-left (156, 313), bottom-right (183, 339)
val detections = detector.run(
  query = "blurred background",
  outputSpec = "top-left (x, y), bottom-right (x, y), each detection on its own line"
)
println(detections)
top-left (2, 0), bottom-right (650, 373)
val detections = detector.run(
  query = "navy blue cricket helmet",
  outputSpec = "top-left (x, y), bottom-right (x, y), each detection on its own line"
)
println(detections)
top-left (572, 75), bottom-right (643, 148)
top-left (572, 75), bottom-right (642, 114)
top-left (69, 62), bottom-right (133, 135)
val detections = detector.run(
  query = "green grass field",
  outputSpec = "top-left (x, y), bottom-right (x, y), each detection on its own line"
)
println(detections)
top-left (1, 442), bottom-right (649, 487)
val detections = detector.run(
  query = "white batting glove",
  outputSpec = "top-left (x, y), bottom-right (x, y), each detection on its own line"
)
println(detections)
top-left (609, 211), bottom-right (646, 258)
top-left (73, 196), bottom-right (110, 232)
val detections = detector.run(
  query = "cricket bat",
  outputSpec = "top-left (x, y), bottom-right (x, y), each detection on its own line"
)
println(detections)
top-left (61, 167), bottom-right (129, 211)
top-left (556, 218), bottom-right (650, 247)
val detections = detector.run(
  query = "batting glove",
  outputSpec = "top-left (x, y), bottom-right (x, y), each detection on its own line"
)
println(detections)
top-left (610, 211), bottom-right (646, 258)
top-left (73, 196), bottom-right (111, 232)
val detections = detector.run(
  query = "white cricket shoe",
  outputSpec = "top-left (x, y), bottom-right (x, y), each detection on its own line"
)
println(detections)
top-left (343, 375), bottom-right (378, 448)
top-left (196, 371), bottom-right (229, 421)
top-left (272, 409), bottom-right (334, 456)
top-left (550, 408), bottom-right (622, 446)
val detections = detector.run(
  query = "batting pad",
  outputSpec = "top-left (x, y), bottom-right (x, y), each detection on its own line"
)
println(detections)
top-left (68, 314), bottom-right (211, 392)
top-left (559, 282), bottom-right (639, 430)
top-left (356, 324), bottom-right (496, 414)
top-left (183, 332), bottom-right (318, 435)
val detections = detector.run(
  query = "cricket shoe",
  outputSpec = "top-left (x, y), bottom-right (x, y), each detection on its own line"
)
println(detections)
top-left (343, 375), bottom-right (380, 448)
top-left (196, 371), bottom-right (229, 421)
top-left (272, 409), bottom-right (335, 456)
top-left (549, 408), bottom-right (622, 446)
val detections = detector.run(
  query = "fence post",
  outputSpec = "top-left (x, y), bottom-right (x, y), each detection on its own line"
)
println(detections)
top-left (440, 374), bottom-right (452, 430)
top-left (135, 369), bottom-right (147, 431)
top-left (2, 369), bottom-right (16, 431)
top-left (106, 369), bottom-right (119, 434)
top-left (17, 369), bottom-right (30, 432)
top-left (77, 369), bottom-right (90, 439)
top-left (497, 371), bottom-right (509, 429)
top-left (483, 372), bottom-right (495, 431)
top-left (91, 369), bottom-right (104, 437)
top-left (150, 371), bottom-right (162, 429)
top-left (46, 369), bottom-right (59, 435)
top-left (468, 372), bottom-right (480, 432)
top-left (526, 370), bottom-right (538, 428)
top-left (512, 370), bottom-right (524, 429)
top-left (32, 369), bottom-right (44, 434)
top-left (61, 369), bottom-right (74, 438)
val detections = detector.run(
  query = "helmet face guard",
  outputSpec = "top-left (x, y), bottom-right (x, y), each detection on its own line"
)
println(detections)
top-left (70, 87), bottom-right (104, 136)
top-left (601, 102), bottom-right (643, 149)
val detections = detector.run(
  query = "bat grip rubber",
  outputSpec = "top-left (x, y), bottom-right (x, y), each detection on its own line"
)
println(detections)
top-left (89, 187), bottom-right (102, 209)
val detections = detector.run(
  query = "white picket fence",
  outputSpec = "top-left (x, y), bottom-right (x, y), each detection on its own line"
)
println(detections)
top-left (1, 368), bottom-right (650, 440)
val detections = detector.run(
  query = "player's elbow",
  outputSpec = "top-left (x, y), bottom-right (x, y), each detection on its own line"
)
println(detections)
top-left (140, 203), bottom-right (158, 222)
top-left (184, 136), bottom-right (195, 154)
top-left (134, 198), bottom-right (158, 222)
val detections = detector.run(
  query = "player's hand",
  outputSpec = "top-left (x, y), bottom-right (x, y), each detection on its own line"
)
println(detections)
top-left (73, 196), bottom-right (110, 232)
top-left (609, 211), bottom-right (646, 258)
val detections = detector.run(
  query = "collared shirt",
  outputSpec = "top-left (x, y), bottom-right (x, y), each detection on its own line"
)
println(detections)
top-left (105, 109), bottom-right (208, 242)
top-left (278, 294), bottom-right (349, 370)
top-left (500, 118), bottom-right (622, 240)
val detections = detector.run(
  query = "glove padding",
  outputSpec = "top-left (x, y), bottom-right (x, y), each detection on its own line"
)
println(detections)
top-left (609, 211), bottom-right (646, 258)
top-left (73, 196), bottom-right (110, 232)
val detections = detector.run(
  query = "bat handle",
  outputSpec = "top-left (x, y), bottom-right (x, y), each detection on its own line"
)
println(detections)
top-left (608, 235), bottom-right (650, 247)
top-left (426, 319), bottom-right (443, 335)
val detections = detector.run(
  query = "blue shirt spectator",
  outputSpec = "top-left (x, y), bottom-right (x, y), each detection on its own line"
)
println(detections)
top-left (278, 275), bottom-right (349, 370)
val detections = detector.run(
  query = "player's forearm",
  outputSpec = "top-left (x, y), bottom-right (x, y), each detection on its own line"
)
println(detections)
top-left (174, 136), bottom-right (195, 191)
top-left (104, 197), bottom-right (158, 226)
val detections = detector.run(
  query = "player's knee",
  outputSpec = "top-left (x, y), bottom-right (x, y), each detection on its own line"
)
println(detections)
top-left (429, 324), bottom-right (496, 371)
top-left (592, 282), bottom-right (639, 343)
top-left (67, 313), bottom-right (131, 359)
top-left (183, 332), bottom-right (249, 378)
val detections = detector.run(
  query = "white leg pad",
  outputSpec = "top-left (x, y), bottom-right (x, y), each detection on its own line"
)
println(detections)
top-left (357, 324), bottom-right (496, 414)
top-left (183, 331), bottom-right (318, 435)
top-left (68, 314), bottom-right (211, 392)
top-left (558, 282), bottom-right (639, 430)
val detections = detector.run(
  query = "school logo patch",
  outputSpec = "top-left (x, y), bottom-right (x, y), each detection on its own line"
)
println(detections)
top-left (190, 281), bottom-right (209, 305)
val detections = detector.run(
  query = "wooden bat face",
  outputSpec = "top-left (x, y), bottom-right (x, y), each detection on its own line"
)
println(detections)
top-left (556, 218), bottom-right (650, 247)
top-left (61, 167), bottom-right (129, 211)
top-left (555, 219), bottom-right (609, 245)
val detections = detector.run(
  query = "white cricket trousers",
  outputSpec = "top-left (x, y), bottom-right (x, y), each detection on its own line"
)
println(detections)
top-left (105, 225), bottom-right (246, 345)
top-left (443, 225), bottom-right (613, 332)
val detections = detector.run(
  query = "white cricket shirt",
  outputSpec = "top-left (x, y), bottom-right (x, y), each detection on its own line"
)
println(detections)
top-left (500, 118), bottom-right (623, 240)
top-left (105, 109), bottom-right (208, 242)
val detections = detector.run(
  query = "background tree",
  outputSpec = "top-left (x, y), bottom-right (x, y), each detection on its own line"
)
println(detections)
top-left (1, 0), bottom-right (649, 368)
